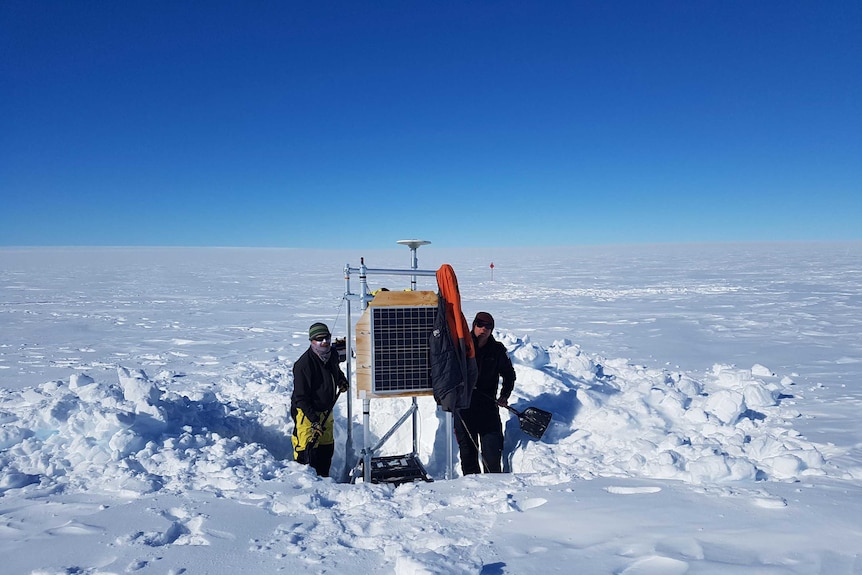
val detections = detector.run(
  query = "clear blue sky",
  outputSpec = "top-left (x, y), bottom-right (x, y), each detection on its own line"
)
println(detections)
top-left (2, 1), bottom-right (860, 249)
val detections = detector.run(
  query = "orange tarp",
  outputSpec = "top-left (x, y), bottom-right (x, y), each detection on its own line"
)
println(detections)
top-left (435, 264), bottom-right (475, 359)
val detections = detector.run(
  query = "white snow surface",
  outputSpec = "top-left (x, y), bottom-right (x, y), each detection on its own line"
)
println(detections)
top-left (1, 243), bottom-right (862, 574)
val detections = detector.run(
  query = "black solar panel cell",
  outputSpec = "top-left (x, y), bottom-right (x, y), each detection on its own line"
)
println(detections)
top-left (371, 306), bottom-right (436, 393)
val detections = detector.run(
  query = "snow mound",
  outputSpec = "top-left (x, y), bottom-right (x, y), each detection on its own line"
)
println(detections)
top-left (505, 339), bottom-right (830, 484)
top-left (0, 336), bottom-right (839, 501)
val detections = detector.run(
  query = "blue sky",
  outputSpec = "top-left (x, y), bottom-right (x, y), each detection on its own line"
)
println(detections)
top-left (2, 1), bottom-right (860, 249)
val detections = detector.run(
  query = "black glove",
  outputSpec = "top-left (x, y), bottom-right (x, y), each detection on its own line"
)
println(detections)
top-left (310, 421), bottom-right (323, 441)
top-left (337, 378), bottom-right (349, 393)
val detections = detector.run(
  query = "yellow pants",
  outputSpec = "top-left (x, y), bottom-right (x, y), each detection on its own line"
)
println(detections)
top-left (292, 409), bottom-right (334, 460)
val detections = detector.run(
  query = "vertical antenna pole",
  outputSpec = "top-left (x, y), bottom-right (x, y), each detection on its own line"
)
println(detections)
top-left (396, 240), bottom-right (431, 460)
top-left (359, 257), bottom-right (369, 310)
top-left (340, 263), bottom-right (354, 483)
top-left (397, 239), bottom-right (430, 291)
top-left (446, 411), bottom-right (454, 479)
top-left (363, 397), bottom-right (371, 483)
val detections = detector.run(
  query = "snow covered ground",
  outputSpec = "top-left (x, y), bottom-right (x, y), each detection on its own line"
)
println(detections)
top-left (1, 242), bottom-right (861, 574)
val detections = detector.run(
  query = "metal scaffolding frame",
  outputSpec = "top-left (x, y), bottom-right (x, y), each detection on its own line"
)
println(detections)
top-left (338, 240), bottom-right (455, 484)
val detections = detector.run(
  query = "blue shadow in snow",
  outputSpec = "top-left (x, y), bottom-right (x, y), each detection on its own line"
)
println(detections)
top-left (502, 387), bottom-right (581, 472)
top-left (480, 562), bottom-right (507, 575)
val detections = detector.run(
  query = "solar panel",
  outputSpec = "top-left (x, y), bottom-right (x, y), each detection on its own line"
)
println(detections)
top-left (371, 305), bottom-right (436, 394)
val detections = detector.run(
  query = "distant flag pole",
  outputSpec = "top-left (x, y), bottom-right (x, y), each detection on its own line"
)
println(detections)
top-left (490, 262), bottom-right (494, 281)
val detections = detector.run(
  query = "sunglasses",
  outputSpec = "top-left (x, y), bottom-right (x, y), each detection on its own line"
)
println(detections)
top-left (312, 335), bottom-right (331, 342)
top-left (474, 321), bottom-right (493, 329)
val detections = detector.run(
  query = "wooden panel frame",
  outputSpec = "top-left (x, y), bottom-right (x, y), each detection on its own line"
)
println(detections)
top-left (356, 290), bottom-right (438, 399)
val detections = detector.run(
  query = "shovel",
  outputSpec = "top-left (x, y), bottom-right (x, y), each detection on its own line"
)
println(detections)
top-left (480, 392), bottom-right (552, 440)
top-left (502, 403), bottom-right (552, 440)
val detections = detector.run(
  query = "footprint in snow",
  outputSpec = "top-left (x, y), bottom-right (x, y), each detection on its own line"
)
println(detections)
top-left (605, 486), bottom-right (662, 495)
top-left (46, 520), bottom-right (105, 536)
top-left (752, 496), bottom-right (787, 509)
top-left (620, 555), bottom-right (689, 575)
top-left (507, 496), bottom-right (548, 512)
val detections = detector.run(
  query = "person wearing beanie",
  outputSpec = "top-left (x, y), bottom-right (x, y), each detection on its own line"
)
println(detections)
top-left (291, 322), bottom-right (349, 476)
top-left (454, 311), bottom-right (517, 475)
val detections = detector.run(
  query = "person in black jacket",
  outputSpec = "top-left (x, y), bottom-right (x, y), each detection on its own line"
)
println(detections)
top-left (455, 312), bottom-right (516, 474)
top-left (291, 322), bottom-right (348, 477)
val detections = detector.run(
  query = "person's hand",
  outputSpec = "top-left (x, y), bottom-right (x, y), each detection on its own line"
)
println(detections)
top-left (310, 421), bottom-right (323, 441)
top-left (496, 396), bottom-right (508, 408)
top-left (337, 378), bottom-right (349, 393)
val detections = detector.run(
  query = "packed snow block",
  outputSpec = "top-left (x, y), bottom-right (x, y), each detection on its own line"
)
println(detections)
top-left (687, 454), bottom-right (758, 483)
top-left (116, 367), bottom-right (167, 430)
top-left (69, 373), bottom-right (96, 389)
top-left (751, 364), bottom-right (775, 377)
top-left (117, 367), bottom-right (160, 403)
top-left (108, 428), bottom-right (146, 460)
top-left (742, 383), bottom-right (779, 409)
top-left (711, 364), bottom-right (750, 388)
top-left (355, 290), bottom-right (438, 399)
top-left (762, 454), bottom-right (807, 480)
top-left (547, 342), bottom-right (598, 379)
top-left (670, 373), bottom-right (703, 397)
top-left (0, 426), bottom-right (33, 450)
top-left (703, 389), bottom-right (746, 424)
top-left (0, 468), bottom-right (40, 493)
top-left (67, 373), bottom-right (125, 408)
top-left (683, 406), bottom-right (709, 424)
top-left (512, 339), bottom-right (549, 369)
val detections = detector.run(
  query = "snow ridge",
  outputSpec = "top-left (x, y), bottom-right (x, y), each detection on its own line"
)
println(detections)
top-left (0, 334), bottom-right (839, 503)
